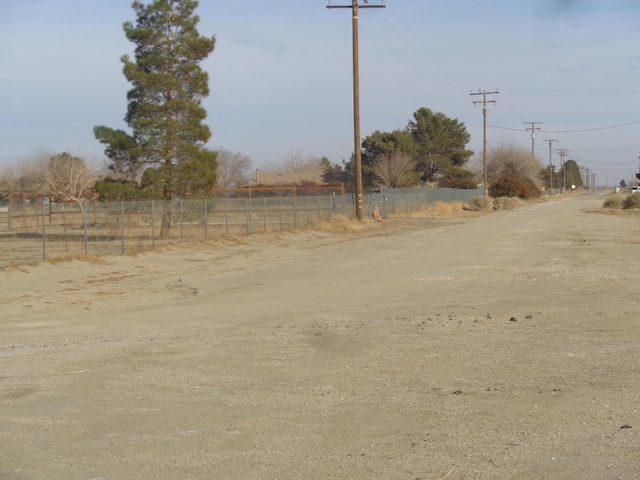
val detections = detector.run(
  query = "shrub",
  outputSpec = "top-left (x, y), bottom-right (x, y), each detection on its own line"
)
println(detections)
top-left (622, 193), bottom-right (640, 209)
top-left (489, 172), bottom-right (542, 199)
top-left (603, 194), bottom-right (624, 209)
top-left (437, 166), bottom-right (478, 189)
top-left (95, 178), bottom-right (150, 201)
top-left (492, 196), bottom-right (520, 210)
top-left (466, 195), bottom-right (493, 211)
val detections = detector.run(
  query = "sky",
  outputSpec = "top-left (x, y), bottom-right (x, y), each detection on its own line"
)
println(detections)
top-left (1, 0), bottom-right (639, 187)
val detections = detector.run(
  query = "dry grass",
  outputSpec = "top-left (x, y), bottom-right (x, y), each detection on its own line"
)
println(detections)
top-left (465, 195), bottom-right (493, 211)
top-left (0, 253), bottom-right (111, 272)
top-left (589, 207), bottom-right (640, 216)
top-left (310, 214), bottom-right (379, 233)
top-left (388, 201), bottom-right (465, 219)
top-left (427, 201), bottom-right (465, 217)
top-left (602, 194), bottom-right (625, 209)
top-left (0, 201), bottom-right (493, 270)
top-left (1, 264), bottom-right (31, 273)
top-left (44, 254), bottom-right (110, 265)
top-left (493, 196), bottom-right (521, 210)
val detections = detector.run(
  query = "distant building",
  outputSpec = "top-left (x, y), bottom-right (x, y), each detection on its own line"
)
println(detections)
top-left (246, 170), bottom-right (346, 187)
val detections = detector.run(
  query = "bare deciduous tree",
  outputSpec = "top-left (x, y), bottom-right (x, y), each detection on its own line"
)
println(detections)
top-left (0, 155), bottom-right (49, 196)
top-left (46, 153), bottom-right (101, 205)
top-left (261, 150), bottom-right (324, 173)
top-left (215, 148), bottom-right (253, 188)
top-left (0, 153), bottom-right (101, 202)
top-left (487, 145), bottom-right (543, 187)
top-left (372, 152), bottom-right (417, 188)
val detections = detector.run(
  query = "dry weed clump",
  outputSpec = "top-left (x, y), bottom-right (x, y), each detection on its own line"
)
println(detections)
top-left (492, 197), bottom-right (520, 210)
top-left (602, 194), bottom-right (624, 209)
top-left (46, 254), bottom-right (110, 265)
top-left (313, 215), bottom-right (377, 233)
top-left (465, 195), bottom-right (493, 211)
top-left (429, 201), bottom-right (464, 217)
top-left (386, 201), bottom-right (464, 219)
top-left (622, 193), bottom-right (640, 209)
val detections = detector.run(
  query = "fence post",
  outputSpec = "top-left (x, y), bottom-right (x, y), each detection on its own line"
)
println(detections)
top-left (21, 192), bottom-right (26, 227)
top-left (41, 201), bottom-right (47, 261)
top-left (225, 198), bottom-right (229, 236)
top-left (151, 200), bottom-right (156, 249)
top-left (383, 194), bottom-right (388, 219)
top-left (82, 203), bottom-right (88, 255)
top-left (279, 197), bottom-right (283, 230)
top-left (263, 197), bottom-right (267, 231)
top-left (62, 206), bottom-right (68, 253)
top-left (204, 199), bottom-right (208, 240)
top-left (245, 199), bottom-right (250, 235)
top-left (120, 201), bottom-right (125, 255)
top-left (293, 196), bottom-right (297, 229)
top-left (180, 199), bottom-right (184, 242)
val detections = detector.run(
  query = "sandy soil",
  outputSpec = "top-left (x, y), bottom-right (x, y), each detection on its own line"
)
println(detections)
top-left (1, 192), bottom-right (639, 480)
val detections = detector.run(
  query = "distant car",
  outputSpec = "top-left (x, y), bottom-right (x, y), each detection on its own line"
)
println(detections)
top-left (633, 186), bottom-right (640, 193)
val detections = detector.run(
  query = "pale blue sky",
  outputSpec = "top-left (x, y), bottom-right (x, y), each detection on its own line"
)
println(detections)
top-left (1, 0), bottom-right (639, 186)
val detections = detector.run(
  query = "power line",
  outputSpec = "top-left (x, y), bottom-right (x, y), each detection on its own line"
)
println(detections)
top-left (357, 20), bottom-right (465, 91)
top-left (384, 5), bottom-right (475, 90)
top-left (489, 120), bottom-right (640, 133)
top-left (569, 145), bottom-right (640, 153)
top-left (542, 120), bottom-right (640, 133)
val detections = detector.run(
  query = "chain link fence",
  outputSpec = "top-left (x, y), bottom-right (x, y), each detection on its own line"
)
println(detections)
top-left (0, 188), bottom-right (483, 268)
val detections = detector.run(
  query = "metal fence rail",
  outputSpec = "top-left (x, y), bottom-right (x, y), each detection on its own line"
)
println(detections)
top-left (0, 188), bottom-right (483, 268)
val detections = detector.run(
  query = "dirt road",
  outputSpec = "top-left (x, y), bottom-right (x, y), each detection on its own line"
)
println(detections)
top-left (1, 192), bottom-right (639, 479)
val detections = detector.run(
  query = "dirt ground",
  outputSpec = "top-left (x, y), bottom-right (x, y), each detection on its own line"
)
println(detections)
top-left (1, 191), bottom-right (639, 480)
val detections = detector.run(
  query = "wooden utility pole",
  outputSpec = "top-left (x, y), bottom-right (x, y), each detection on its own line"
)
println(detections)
top-left (524, 121), bottom-right (542, 160)
top-left (543, 138), bottom-right (557, 192)
top-left (557, 148), bottom-right (569, 192)
top-left (327, 0), bottom-right (385, 220)
top-left (470, 90), bottom-right (499, 195)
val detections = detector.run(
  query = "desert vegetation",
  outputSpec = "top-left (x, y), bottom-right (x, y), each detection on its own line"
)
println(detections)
top-left (466, 195), bottom-right (493, 211)
top-left (602, 192), bottom-right (640, 210)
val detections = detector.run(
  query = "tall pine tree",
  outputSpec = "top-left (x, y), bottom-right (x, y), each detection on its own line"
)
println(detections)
top-left (95, 0), bottom-right (217, 238)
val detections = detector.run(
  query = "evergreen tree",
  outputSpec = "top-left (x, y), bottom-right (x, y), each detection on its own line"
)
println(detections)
top-left (353, 109), bottom-right (474, 188)
top-left (408, 108), bottom-right (473, 184)
top-left (94, 0), bottom-right (217, 238)
top-left (563, 159), bottom-right (583, 189)
top-left (358, 129), bottom-right (415, 188)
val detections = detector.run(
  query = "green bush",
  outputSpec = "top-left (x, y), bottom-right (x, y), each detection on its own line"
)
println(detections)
top-left (466, 195), bottom-right (493, 211)
top-left (489, 172), bottom-right (542, 199)
top-left (623, 193), bottom-right (640, 209)
top-left (603, 194), bottom-right (624, 209)
top-left (95, 178), bottom-right (151, 201)
top-left (492, 196), bottom-right (520, 210)
top-left (437, 166), bottom-right (478, 189)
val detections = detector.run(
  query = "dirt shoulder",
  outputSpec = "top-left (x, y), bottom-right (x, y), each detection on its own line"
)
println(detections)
top-left (1, 192), bottom-right (639, 480)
